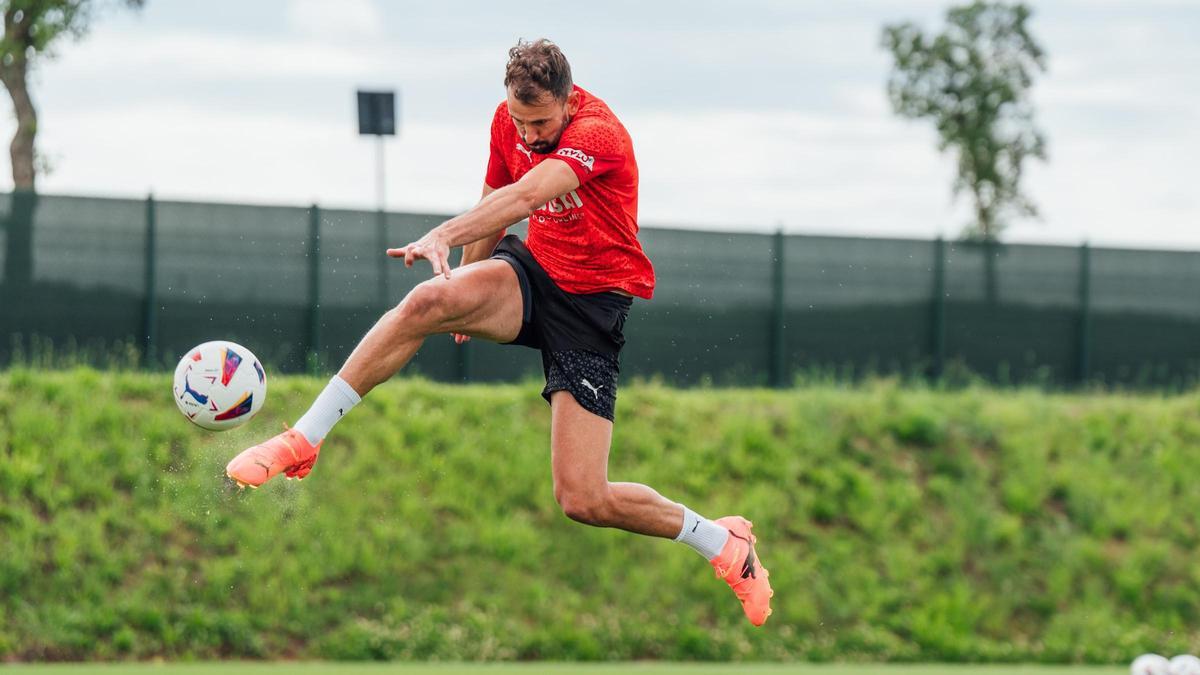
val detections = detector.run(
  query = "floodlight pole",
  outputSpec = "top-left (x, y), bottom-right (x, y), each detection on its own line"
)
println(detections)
top-left (375, 135), bottom-right (388, 308)
top-left (357, 88), bottom-right (398, 310)
top-left (375, 134), bottom-right (386, 211)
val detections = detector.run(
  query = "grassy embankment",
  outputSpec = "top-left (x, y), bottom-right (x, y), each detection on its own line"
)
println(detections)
top-left (2, 369), bottom-right (1199, 662)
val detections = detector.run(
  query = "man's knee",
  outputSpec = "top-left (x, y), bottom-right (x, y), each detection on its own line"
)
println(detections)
top-left (394, 279), bottom-right (452, 328)
top-left (555, 483), bottom-right (613, 526)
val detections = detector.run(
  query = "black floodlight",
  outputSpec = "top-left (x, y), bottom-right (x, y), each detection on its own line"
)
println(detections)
top-left (357, 90), bottom-right (396, 136)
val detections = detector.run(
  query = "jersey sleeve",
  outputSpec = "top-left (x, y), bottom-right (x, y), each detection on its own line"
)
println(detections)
top-left (485, 103), bottom-right (514, 189)
top-left (550, 115), bottom-right (626, 186)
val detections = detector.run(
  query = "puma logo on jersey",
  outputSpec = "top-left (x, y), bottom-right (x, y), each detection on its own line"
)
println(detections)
top-left (516, 142), bottom-right (533, 162)
top-left (555, 147), bottom-right (595, 171)
top-left (541, 189), bottom-right (584, 214)
top-left (580, 378), bottom-right (605, 399)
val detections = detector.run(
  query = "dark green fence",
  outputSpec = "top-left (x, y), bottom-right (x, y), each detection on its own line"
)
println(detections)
top-left (2, 191), bottom-right (1198, 387)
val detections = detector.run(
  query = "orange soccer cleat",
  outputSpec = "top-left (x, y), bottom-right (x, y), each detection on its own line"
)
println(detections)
top-left (711, 516), bottom-right (774, 626)
top-left (225, 426), bottom-right (321, 488)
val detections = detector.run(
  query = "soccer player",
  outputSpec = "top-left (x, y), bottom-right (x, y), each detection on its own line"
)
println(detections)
top-left (226, 38), bottom-right (773, 626)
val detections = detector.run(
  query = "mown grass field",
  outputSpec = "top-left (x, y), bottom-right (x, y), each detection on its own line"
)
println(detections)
top-left (3, 369), bottom-right (1200, 663)
top-left (0, 664), bottom-right (1131, 674)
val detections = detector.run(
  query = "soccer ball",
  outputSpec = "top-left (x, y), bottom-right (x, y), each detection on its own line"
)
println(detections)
top-left (173, 340), bottom-right (267, 430)
top-left (1133, 654), bottom-right (1171, 675)
top-left (1170, 655), bottom-right (1200, 675)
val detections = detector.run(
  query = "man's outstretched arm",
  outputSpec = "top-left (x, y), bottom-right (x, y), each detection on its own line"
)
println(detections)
top-left (389, 159), bottom-right (580, 278)
top-left (459, 184), bottom-right (501, 268)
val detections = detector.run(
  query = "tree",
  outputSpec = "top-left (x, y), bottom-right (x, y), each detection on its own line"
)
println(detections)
top-left (882, 1), bottom-right (1046, 242)
top-left (0, 0), bottom-right (140, 288)
top-left (1, 0), bottom-right (142, 190)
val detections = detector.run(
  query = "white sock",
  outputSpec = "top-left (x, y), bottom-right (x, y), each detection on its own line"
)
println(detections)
top-left (293, 375), bottom-right (361, 445)
top-left (675, 505), bottom-right (730, 561)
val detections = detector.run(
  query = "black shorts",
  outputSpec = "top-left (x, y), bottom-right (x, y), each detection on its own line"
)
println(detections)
top-left (491, 235), bottom-right (632, 421)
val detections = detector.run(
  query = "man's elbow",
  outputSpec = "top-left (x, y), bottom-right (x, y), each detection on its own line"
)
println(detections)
top-left (511, 183), bottom-right (543, 217)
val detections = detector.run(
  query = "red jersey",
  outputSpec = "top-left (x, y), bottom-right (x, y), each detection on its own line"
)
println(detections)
top-left (484, 86), bottom-right (655, 299)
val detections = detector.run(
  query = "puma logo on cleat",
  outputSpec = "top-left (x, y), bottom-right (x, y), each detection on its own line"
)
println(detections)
top-left (741, 550), bottom-right (757, 580)
top-left (580, 378), bottom-right (605, 399)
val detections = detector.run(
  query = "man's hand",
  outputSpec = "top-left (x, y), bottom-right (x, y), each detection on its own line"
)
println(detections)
top-left (387, 232), bottom-right (452, 279)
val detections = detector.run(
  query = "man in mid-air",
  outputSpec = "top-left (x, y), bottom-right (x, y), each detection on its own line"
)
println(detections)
top-left (226, 38), bottom-right (773, 626)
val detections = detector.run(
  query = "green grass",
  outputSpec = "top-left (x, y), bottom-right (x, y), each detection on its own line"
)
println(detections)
top-left (0, 665), bottom-right (1130, 674)
top-left (3, 369), bottom-right (1200, 663)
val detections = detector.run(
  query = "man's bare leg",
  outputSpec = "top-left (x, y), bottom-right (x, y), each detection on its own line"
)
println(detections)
top-left (227, 259), bottom-right (522, 487)
top-left (548, 389), bottom-right (774, 625)
top-left (338, 259), bottom-right (523, 396)
top-left (291, 258), bottom-right (523, 445)
top-left (548, 390), bottom-right (687, 538)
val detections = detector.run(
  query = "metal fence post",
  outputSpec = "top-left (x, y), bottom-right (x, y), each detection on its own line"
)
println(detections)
top-left (141, 194), bottom-right (158, 368)
top-left (769, 229), bottom-right (786, 388)
top-left (4, 190), bottom-right (35, 289)
top-left (376, 208), bottom-right (389, 307)
top-left (1077, 242), bottom-right (1092, 385)
top-left (930, 236), bottom-right (947, 380)
top-left (307, 204), bottom-right (322, 375)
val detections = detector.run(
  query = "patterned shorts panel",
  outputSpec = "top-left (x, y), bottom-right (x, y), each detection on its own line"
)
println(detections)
top-left (541, 349), bottom-right (619, 421)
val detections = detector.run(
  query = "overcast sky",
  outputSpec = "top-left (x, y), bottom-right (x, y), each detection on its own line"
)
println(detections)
top-left (2, 0), bottom-right (1197, 248)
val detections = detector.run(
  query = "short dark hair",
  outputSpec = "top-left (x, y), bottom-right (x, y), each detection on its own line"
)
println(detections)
top-left (504, 38), bottom-right (573, 104)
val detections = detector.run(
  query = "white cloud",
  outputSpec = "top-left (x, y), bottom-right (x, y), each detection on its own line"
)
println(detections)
top-left (32, 99), bottom-right (482, 214)
top-left (286, 0), bottom-right (383, 40)
top-left (44, 30), bottom-right (377, 82)
top-left (0, 0), bottom-right (1195, 253)
top-left (628, 109), bottom-right (960, 237)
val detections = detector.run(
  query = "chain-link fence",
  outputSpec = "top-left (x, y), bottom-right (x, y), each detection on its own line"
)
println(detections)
top-left (2, 191), bottom-right (1198, 387)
